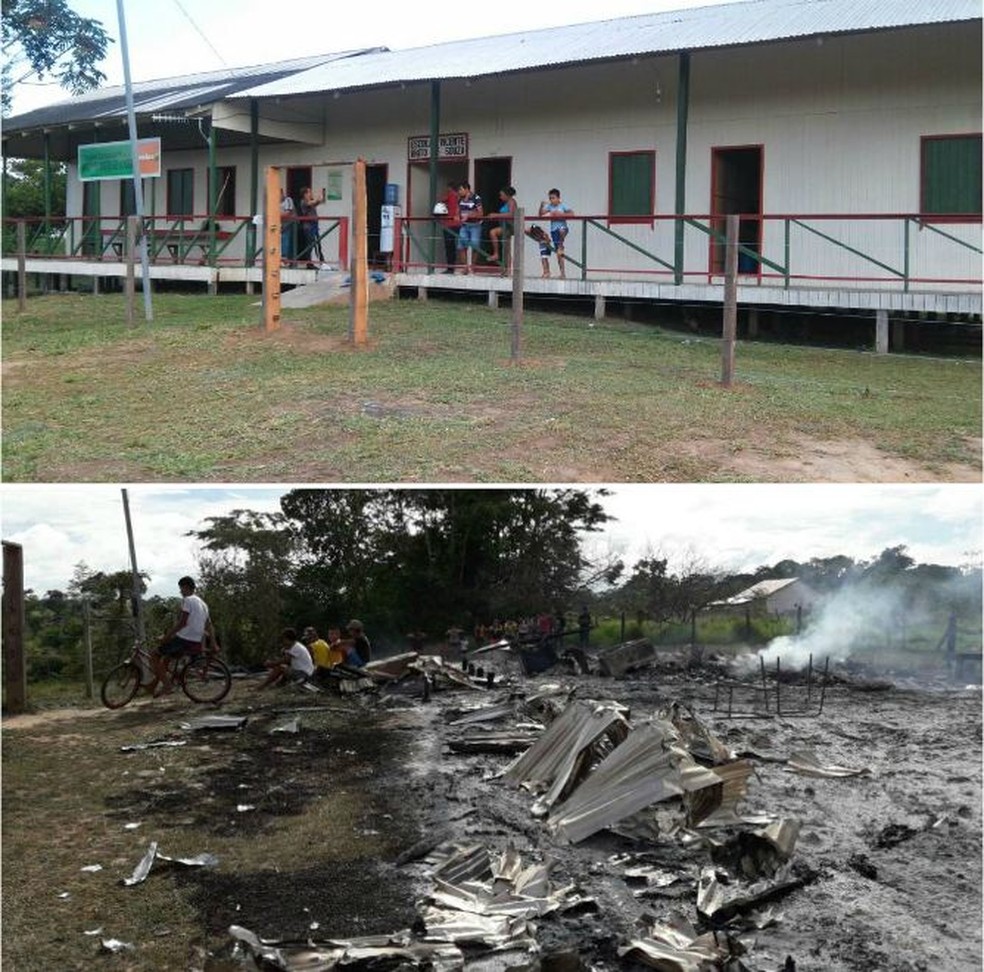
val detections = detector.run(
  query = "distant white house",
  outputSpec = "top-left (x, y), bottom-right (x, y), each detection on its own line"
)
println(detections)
top-left (709, 578), bottom-right (819, 617)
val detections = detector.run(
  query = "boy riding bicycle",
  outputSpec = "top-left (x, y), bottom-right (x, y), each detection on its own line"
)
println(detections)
top-left (152, 576), bottom-right (215, 695)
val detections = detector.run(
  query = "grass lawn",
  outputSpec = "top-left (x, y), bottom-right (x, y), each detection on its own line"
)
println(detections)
top-left (2, 292), bottom-right (980, 482)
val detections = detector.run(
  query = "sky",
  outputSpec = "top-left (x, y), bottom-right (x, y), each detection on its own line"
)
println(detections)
top-left (0, 484), bottom-right (979, 598)
top-left (6, 0), bottom-right (749, 116)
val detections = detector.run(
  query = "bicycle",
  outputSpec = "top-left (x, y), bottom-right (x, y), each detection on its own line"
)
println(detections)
top-left (100, 640), bottom-right (232, 709)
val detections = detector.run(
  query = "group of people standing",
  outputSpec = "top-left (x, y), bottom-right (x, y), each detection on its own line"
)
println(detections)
top-left (279, 186), bottom-right (331, 269)
top-left (258, 619), bottom-right (372, 690)
top-left (436, 182), bottom-right (573, 278)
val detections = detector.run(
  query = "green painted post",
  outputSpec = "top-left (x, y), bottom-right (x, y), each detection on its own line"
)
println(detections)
top-left (903, 218), bottom-right (910, 293)
top-left (428, 80), bottom-right (441, 273)
top-left (784, 218), bottom-right (790, 289)
top-left (673, 52), bottom-right (690, 285)
top-left (248, 99), bottom-right (259, 268)
top-left (208, 120), bottom-right (217, 276)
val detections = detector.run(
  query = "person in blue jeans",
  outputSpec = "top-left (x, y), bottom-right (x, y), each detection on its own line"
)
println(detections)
top-left (456, 182), bottom-right (484, 274)
top-left (538, 188), bottom-right (574, 278)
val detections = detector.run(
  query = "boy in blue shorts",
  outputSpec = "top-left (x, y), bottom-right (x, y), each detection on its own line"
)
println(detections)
top-left (538, 189), bottom-right (574, 278)
top-left (456, 182), bottom-right (484, 274)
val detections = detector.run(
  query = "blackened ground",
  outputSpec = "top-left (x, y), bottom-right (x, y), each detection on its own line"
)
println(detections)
top-left (99, 666), bottom-right (981, 970)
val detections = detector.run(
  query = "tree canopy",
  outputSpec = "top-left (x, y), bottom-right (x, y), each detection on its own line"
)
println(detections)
top-left (2, 0), bottom-right (112, 115)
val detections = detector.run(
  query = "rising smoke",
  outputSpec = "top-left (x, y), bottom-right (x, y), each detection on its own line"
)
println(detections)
top-left (736, 582), bottom-right (914, 673)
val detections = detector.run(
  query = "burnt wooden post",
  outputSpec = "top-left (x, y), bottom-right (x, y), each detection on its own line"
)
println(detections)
top-left (2, 541), bottom-right (28, 713)
top-left (721, 213), bottom-right (739, 386)
top-left (16, 219), bottom-right (27, 312)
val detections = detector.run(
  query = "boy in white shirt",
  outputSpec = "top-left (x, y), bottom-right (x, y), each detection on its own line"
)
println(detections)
top-left (152, 576), bottom-right (214, 694)
top-left (257, 627), bottom-right (315, 690)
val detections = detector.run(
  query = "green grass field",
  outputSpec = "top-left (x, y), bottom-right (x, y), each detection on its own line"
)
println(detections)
top-left (2, 292), bottom-right (980, 482)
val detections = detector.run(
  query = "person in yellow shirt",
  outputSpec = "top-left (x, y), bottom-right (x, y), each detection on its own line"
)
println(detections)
top-left (303, 627), bottom-right (334, 671)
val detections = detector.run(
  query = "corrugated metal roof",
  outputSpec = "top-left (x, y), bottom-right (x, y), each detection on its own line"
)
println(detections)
top-left (712, 578), bottom-right (801, 606)
top-left (233, 0), bottom-right (981, 99)
top-left (2, 49), bottom-right (382, 131)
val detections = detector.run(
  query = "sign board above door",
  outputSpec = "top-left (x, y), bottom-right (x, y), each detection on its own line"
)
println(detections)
top-left (407, 133), bottom-right (468, 162)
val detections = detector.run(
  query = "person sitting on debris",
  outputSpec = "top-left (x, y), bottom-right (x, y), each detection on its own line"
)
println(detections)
top-left (407, 629), bottom-right (427, 652)
top-left (303, 626), bottom-right (334, 671)
top-left (335, 619), bottom-right (371, 666)
top-left (257, 627), bottom-right (315, 690)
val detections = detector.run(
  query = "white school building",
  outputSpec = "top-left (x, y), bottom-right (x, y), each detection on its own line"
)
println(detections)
top-left (3, 0), bottom-right (980, 332)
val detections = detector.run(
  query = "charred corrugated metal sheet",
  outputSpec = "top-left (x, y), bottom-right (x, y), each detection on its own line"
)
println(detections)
top-left (501, 699), bottom-right (631, 816)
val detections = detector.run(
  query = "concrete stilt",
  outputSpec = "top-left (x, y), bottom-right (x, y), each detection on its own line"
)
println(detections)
top-left (488, 290), bottom-right (499, 309)
top-left (875, 309), bottom-right (889, 354)
top-left (594, 294), bottom-right (606, 320)
top-left (417, 286), bottom-right (428, 301)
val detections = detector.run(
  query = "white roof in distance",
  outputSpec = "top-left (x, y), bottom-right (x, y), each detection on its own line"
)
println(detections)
top-left (233, 0), bottom-right (981, 99)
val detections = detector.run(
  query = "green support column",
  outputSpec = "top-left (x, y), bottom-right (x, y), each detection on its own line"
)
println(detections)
top-left (207, 118), bottom-right (217, 272)
top-left (428, 80), bottom-right (441, 273)
top-left (248, 99), bottom-right (259, 267)
top-left (43, 130), bottom-right (52, 237)
top-left (673, 51), bottom-right (690, 286)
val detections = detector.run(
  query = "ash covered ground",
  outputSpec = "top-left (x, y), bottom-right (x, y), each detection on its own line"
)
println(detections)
top-left (143, 653), bottom-right (982, 970)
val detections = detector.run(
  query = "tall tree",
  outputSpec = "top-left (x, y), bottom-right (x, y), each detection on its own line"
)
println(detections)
top-left (2, 0), bottom-right (112, 115)
top-left (191, 510), bottom-right (295, 664)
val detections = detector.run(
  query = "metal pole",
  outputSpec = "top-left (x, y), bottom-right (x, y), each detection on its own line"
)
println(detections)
top-left (116, 0), bottom-right (153, 321)
top-left (807, 652), bottom-right (813, 705)
top-left (760, 654), bottom-right (768, 713)
top-left (121, 489), bottom-right (146, 643)
top-left (673, 51), bottom-right (690, 286)
top-left (83, 597), bottom-right (94, 698)
top-left (511, 206), bottom-right (524, 361)
top-left (775, 656), bottom-right (781, 717)
top-left (721, 213), bottom-right (738, 386)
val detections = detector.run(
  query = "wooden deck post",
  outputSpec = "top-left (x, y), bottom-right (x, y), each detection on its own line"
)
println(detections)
top-left (721, 213), bottom-right (739, 386)
top-left (350, 158), bottom-right (369, 346)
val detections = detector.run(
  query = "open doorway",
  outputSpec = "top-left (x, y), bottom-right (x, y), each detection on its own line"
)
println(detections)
top-left (407, 160), bottom-right (469, 268)
top-left (474, 157), bottom-right (512, 268)
top-left (366, 163), bottom-right (387, 267)
top-left (710, 146), bottom-right (763, 276)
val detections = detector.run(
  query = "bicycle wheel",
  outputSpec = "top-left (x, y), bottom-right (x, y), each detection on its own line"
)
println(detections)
top-left (101, 662), bottom-right (142, 709)
top-left (180, 654), bottom-right (232, 704)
